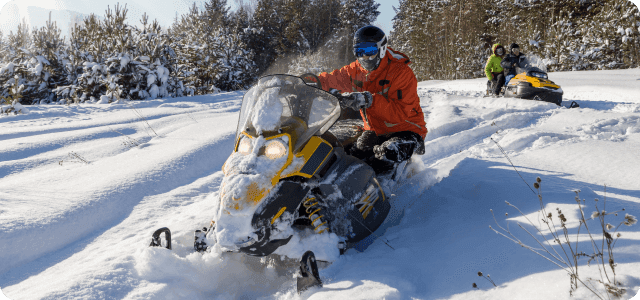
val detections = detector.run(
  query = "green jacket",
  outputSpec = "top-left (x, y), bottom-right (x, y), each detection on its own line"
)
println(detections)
top-left (484, 43), bottom-right (505, 80)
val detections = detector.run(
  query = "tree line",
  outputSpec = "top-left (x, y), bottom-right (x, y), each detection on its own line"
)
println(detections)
top-left (392, 0), bottom-right (640, 81)
top-left (0, 0), bottom-right (379, 105)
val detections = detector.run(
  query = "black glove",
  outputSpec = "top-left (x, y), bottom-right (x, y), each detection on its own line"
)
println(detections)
top-left (374, 133), bottom-right (425, 163)
top-left (356, 130), bottom-right (378, 152)
top-left (340, 91), bottom-right (373, 110)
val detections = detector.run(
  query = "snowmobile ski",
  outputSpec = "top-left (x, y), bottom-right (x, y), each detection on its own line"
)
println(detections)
top-left (194, 221), bottom-right (216, 252)
top-left (149, 227), bottom-right (171, 250)
top-left (297, 251), bottom-right (322, 293)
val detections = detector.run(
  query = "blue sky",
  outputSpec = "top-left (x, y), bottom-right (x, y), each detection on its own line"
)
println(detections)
top-left (374, 0), bottom-right (399, 33)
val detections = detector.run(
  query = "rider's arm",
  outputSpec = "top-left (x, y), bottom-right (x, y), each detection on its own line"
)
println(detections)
top-left (318, 62), bottom-right (357, 93)
top-left (500, 55), bottom-right (513, 70)
top-left (485, 57), bottom-right (494, 80)
top-left (366, 64), bottom-right (427, 138)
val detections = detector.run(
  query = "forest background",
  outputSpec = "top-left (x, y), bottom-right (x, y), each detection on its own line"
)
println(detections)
top-left (0, 0), bottom-right (638, 105)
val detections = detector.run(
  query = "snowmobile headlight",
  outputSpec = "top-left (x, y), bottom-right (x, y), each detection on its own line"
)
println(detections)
top-left (264, 140), bottom-right (287, 160)
top-left (238, 136), bottom-right (252, 155)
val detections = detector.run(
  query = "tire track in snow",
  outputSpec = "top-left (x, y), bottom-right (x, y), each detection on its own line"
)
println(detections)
top-left (0, 113), bottom-right (238, 278)
top-left (0, 96), bottom-right (242, 141)
top-left (420, 95), bottom-right (558, 167)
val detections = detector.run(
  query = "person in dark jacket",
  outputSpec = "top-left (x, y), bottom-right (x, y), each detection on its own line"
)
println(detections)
top-left (500, 43), bottom-right (526, 86)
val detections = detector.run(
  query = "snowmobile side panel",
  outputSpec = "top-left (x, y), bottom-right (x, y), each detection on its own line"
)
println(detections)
top-left (289, 136), bottom-right (334, 178)
top-left (252, 181), bottom-right (311, 229)
top-left (318, 148), bottom-right (390, 244)
top-left (238, 227), bottom-right (293, 256)
top-left (504, 83), bottom-right (562, 106)
top-left (300, 142), bottom-right (332, 176)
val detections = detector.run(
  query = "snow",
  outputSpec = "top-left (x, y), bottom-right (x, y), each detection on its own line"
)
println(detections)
top-left (215, 134), bottom-right (290, 251)
top-left (1, 69), bottom-right (640, 299)
top-left (251, 87), bottom-right (284, 133)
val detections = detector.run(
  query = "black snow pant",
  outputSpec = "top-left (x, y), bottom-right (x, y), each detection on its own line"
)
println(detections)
top-left (348, 130), bottom-right (425, 175)
top-left (487, 72), bottom-right (505, 95)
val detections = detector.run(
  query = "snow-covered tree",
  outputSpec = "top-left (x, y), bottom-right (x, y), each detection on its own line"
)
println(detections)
top-left (390, 0), bottom-right (639, 79)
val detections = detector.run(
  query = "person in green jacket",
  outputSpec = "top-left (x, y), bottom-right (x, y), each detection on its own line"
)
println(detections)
top-left (485, 43), bottom-right (506, 95)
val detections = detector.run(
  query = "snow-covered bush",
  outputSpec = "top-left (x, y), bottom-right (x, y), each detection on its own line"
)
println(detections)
top-left (0, 17), bottom-right (67, 105)
top-left (0, 80), bottom-right (29, 115)
top-left (170, 4), bottom-right (255, 94)
top-left (214, 30), bottom-right (256, 91)
top-left (53, 7), bottom-right (183, 104)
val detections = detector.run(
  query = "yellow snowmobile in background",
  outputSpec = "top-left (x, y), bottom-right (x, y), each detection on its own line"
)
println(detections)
top-left (502, 66), bottom-right (564, 106)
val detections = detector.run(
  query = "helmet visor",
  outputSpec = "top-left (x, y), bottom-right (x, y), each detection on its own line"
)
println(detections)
top-left (354, 42), bottom-right (379, 57)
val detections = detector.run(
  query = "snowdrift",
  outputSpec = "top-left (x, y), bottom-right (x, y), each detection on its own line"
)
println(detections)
top-left (1, 69), bottom-right (640, 299)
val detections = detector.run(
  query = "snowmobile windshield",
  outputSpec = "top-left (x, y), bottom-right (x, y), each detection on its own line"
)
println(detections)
top-left (516, 56), bottom-right (549, 77)
top-left (516, 65), bottom-right (548, 79)
top-left (237, 75), bottom-right (341, 151)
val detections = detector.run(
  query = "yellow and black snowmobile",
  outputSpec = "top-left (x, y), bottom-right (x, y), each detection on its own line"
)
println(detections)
top-left (502, 66), bottom-right (564, 106)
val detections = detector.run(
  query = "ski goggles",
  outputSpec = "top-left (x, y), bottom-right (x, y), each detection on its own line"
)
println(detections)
top-left (354, 42), bottom-right (379, 57)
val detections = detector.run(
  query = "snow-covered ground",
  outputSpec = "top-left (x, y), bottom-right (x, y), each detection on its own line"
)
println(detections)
top-left (1, 68), bottom-right (640, 300)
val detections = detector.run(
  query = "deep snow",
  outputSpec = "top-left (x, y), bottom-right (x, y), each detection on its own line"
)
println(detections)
top-left (1, 68), bottom-right (640, 300)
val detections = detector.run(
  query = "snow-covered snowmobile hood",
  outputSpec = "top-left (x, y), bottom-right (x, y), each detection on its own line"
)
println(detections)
top-left (216, 75), bottom-right (341, 252)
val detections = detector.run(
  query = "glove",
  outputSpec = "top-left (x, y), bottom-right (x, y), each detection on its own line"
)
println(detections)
top-left (374, 134), bottom-right (424, 163)
top-left (356, 130), bottom-right (378, 151)
top-left (340, 91), bottom-right (373, 110)
top-left (328, 88), bottom-right (340, 96)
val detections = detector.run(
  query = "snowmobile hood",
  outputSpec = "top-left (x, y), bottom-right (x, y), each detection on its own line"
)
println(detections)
top-left (217, 75), bottom-right (340, 253)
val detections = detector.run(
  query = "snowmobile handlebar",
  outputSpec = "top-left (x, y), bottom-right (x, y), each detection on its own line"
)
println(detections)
top-left (300, 73), bottom-right (323, 90)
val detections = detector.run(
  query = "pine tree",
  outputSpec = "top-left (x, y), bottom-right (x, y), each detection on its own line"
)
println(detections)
top-left (334, 0), bottom-right (380, 66)
top-left (29, 13), bottom-right (68, 103)
top-left (203, 0), bottom-right (230, 30)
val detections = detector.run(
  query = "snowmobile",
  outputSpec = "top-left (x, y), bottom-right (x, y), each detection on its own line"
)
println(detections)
top-left (150, 74), bottom-right (411, 293)
top-left (501, 66), bottom-right (564, 106)
top-left (486, 65), bottom-right (572, 107)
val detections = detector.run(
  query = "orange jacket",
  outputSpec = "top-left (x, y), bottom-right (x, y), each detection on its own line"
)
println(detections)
top-left (318, 47), bottom-right (427, 139)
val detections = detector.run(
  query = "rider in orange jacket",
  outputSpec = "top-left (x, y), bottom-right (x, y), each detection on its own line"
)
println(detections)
top-left (318, 25), bottom-right (427, 173)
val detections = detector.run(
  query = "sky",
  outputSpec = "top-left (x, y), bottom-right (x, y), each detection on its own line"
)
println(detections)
top-left (374, 0), bottom-right (399, 34)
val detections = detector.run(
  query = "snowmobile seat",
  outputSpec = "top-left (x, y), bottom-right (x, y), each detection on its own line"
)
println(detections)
top-left (320, 130), bottom-right (342, 148)
top-left (327, 119), bottom-right (364, 148)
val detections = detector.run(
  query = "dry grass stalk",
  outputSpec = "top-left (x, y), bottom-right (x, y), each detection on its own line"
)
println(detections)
top-left (489, 178), bottom-right (635, 299)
